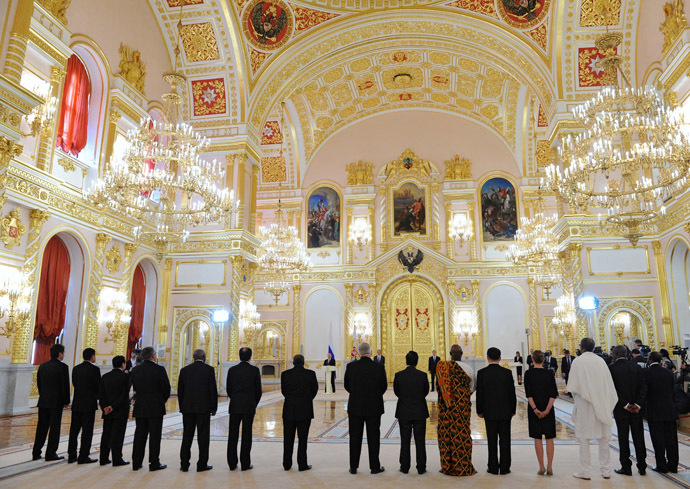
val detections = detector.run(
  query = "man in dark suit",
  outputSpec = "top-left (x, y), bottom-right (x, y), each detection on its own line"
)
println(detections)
top-left (373, 349), bottom-right (385, 365)
top-left (130, 346), bottom-right (171, 471)
top-left (475, 347), bottom-right (516, 475)
top-left (427, 350), bottom-right (440, 392)
top-left (544, 350), bottom-right (558, 376)
top-left (630, 349), bottom-right (646, 368)
top-left (67, 348), bottom-right (101, 464)
top-left (32, 343), bottom-right (70, 461)
top-left (394, 351), bottom-right (429, 475)
top-left (323, 352), bottom-right (336, 393)
top-left (644, 351), bottom-right (679, 474)
top-left (99, 355), bottom-right (131, 466)
top-left (125, 349), bottom-right (140, 374)
top-left (281, 354), bottom-right (318, 471)
top-left (344, 342), bottom-right (387, 475)
top-left (226, 347), bottom-right (262, 471)
top-left (609, 345), bottom-right (647, 476)
top-left (561, 349), bottom-right (575, 384)
top-left (178, 349), bottom-right (218, 473)
top-left (526, 349), bottom-right (534, 370)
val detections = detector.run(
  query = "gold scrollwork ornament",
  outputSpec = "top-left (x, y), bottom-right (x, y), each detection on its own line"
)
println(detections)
top-left (105, 245), bottom-right (123, 273)
top-left (354, 286), bottom-right (368, 305)
top-left (1, 207), bottom-right (26, 249)
top-left (118, 43), bottom-right (147, 94)
top-left (444, 155), bottom-right (472, 180)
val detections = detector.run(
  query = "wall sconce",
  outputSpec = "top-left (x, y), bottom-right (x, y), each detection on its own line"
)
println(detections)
top-left (100, 289), bottom-right (132, 342)
top-left (348, 217), bottom-right (371, 251)
top-left (449, 213), bottom-right (473, 246)
top-left (23, 83), bottom-right (57, 138)
top-left (353, 312), bottom-right (372, 344)
top-left (453, 310), bottom-right (477, 345)
top-left (0, 273), bottom-right (33, 338)
top-left (239, 299), bottom-right (261, 347)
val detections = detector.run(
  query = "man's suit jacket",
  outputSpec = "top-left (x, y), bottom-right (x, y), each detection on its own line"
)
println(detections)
top-left (428, 355), bottom-right (440, 374)
top-left (99, 368), bottom-right (131, 419)
top-left (393, 366), bottom-right (429, 421)
top-left (37, 358), bottom-right (70, 409)
top-left (609, 357), bottom-right (647, 416)
top-left (630, 356), bottom-right (646, 368)
top-left (561, 355), bottom-right (574, 376)
top-left (178, 360), bottom-right (218, 415)
top-left (130, 360), bottom-right (171, 418)
top-left (71, 361), bottom-right (101, 412)
top-left (344, 356), bottom-right (387, 417)
top-left (226, 361), bottom-right (262, 414)
top-left (373, 355), bottom-right (385, 365)
top-left (475, 363), bottom-right (516, 421)
top-left (644, 364), bottom-right (678, 422)
top-left (281, 365), bottom-right (318, 420)
top-left (526, 354), bottom-right (533, 369)
top-left (546, 356), bottom-right (558, 373)
top-left (323, 358), bottom-right (336, 367)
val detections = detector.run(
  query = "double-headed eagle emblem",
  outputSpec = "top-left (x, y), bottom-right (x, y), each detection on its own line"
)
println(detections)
top-left (501, 0), bottom-right (541, 21)
top-left (250, 2), bottom-right (288, 45)
top-left (398, 247), bottom-right (424, 273)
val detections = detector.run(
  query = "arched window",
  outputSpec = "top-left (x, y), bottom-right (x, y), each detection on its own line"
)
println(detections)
top-left (127, 264), bottom-right (146, 356)
top-left (33, 236), bottom-right (71, 365)
top-left (55, 54), bottom-right (91, 157)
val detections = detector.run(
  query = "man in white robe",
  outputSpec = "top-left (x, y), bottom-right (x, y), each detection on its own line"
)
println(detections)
top-left (566, 337), bottom-right (618, 480)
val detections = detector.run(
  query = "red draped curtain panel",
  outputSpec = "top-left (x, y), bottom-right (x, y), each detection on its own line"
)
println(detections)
top-left (33, 236), bottom-right (70, 365)
top-left (55, 54), bottom-right (91, 157)
top-left (127, 265), bottom-right (146, 356)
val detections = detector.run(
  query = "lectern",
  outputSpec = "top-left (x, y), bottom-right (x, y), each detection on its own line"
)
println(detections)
top-left (323, 366), bottom-right (336, 394)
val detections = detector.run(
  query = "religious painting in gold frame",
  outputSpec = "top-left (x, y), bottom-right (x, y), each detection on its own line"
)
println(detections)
top-left (390, 180), bottom-right (429, 237)
top-left (479, 175), bottom-right (518, 242)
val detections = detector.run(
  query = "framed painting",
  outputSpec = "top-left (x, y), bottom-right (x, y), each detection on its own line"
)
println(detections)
top-left (307, 186), bottom-right (341, 248)
top-left (480, 177), bottom-right (518, 241)
top-left (391, 181), bottom-right (428, 237)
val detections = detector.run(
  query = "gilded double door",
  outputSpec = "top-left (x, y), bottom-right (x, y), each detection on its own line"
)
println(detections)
top-left (384, 277), bottom-right (441, 376)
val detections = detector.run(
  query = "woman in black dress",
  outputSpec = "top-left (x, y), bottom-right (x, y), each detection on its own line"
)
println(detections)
top-left (514, 351), bottom-right (523, 385)
top-left (524, 350), bottom-right (558, 476)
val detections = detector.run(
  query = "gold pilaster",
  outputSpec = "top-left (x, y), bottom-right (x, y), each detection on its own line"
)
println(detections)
top-left (445, 202), bottom-right (453, 258)
top-left (291, 284), bottom-right (302, 355)
top-left (345, 283), bottom-right (354, 353)
top-left (83, 233), bottom-right (111, 350)
top-left (346, 208), bottom-right (353, 264)
top-left (561, 242), bottom-right (586, 340)
top-left (227, 256), bottom-right (242, 361)
top-left (468, 202), bottom-right (478, 261)
top-left (653, 241), bottom-right (674, 345)
top-left (235, 155), bottom-right (247, 229)
top-left (12, 209), bottom-right (50, 363)
top-left (0, 137), bottom-right (22, 211)
top-left (368, 283), bottom-right (378, 349)
top-left (3, 0), bottom-right (34, 82)
top-left (250, 165), bottom-right (259, 234)
top-left (37, 66), bottom-right (66, 172)
top-left (432, 183), bottom-right (440, 249)
top-left (157, 258), bottom-right (173, 348)
top-left (528, 278), bottom-right (543, 350)
top-left (471, 280), bottom-right (483, 357)
top-left (114, 243), bottom-right (138, 355)
top-left (368, 206), bottom-right (374, 261)
top-left (102, 110), bottom-right (122, 175)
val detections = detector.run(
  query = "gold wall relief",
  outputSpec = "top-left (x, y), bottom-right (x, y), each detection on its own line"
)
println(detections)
top-left (595, 298), bottom-right (657, 350)
top-left (1, 207), bottom-right (26, 249)
top-left (105, 244), bottom-right (122, 273)
top-left (381, 276), bottom-right (444, 377)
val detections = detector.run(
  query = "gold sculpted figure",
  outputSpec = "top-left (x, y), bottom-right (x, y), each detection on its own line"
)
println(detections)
top-left (38, 0), bottom-right (71, 25)
top-left (444, 155), bottom-right (472, 180)
top-left (346, 161), bottom-right (374, 185)
top-left (661, 0), bottom-right (687, 53)
top-left (118, 43), bottom-right (147, 94)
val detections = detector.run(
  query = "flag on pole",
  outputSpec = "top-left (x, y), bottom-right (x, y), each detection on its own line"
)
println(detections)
top-left (328, 322), bottom-right (336, 378)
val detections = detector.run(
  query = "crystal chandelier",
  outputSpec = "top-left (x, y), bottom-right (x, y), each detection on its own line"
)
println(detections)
top-left (348, 217), bottom-right (371, 251)
top-left (238, 299), bottom-right (261, 347)
top-left (257, 193), bottom-right (311, 303)
top-left (551, 292), bottom-right (576, 338)
top-left (85, 0), bottom-right (238, 247)
top-left (0, 272), bottom-right (33, 338)
top-left (100, 289), bottom-right (132, 342)
top-left (448, 213), bottom-right (473, 246)
top-left (544, 30), bottom-right (690, 246)
top-left (453, 310), bottom-right (477, 345)
top-left (506, 193), bottom-right (560, 297)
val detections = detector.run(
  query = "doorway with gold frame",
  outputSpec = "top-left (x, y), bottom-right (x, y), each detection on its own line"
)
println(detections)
top-left (380, 275), bottom-right (446, 379)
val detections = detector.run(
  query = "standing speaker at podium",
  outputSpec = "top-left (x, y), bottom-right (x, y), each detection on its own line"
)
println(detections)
top-left (324, 352), bottom-right (336, 393)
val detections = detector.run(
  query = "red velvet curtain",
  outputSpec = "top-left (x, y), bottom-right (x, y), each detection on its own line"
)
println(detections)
top-left (127, 265), bottom-right (146, 356)
top-left (55, 55), bottom-right (91, 157)
top-left (33, 237), bottom-right (70, 365)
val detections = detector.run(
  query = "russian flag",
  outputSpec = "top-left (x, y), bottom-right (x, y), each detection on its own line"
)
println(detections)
top-left (328, 322), bottom-right (336, 378)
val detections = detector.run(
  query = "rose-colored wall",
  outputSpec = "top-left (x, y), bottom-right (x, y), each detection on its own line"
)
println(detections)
top-left (303, 110), bottom-right (521, 187)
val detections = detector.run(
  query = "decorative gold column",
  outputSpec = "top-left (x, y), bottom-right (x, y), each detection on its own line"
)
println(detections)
top-left (431, 183), bottom-right (441, 249)
top-left (12, 209), bottom-right (50, 363)
top-left (83, 233), bottom-right (111, 350)
top-left (471, 280), bottom-right (483, 357)
top-left (250, 165), bottom-right (259, 234)
top-left (114, 243), bottom-right (138, 355)
top-left (368, 284), bottom-right (378, 349)
top-left (560, 242), bottom-right (586, 339)
top-left (528, 278), bottom-right (543, 350)
top-left (37, 66), bottom-right (66, 172)
top-left (653, 241), bottom-right (674, 345)
top-left (102, 110), bottom-right (122, 175)
top-left (378, 185), bottom-right (388, 252)
top-left (0, 137), bottom-right (22, 211)
top-left (291, 284), bottom-right (302, 355)
top-left (445, 203), bottom-right (453, 258)
top-left (345, 283), bottom-right (354, 354)
top-left (468, 202), bottom-right (478, 261)
top-left (346, 208), bottom-right (353, 264)
top-left (157, 257), bottom-right (172, 348)
top-left (3, 0), bottom-right (34, 82)
top-left (235, 155), bottom-right (247, 229)
top-left (227, 256), bottom-right (243, 361)
top-left (368, 206), bottom-right (375, 261)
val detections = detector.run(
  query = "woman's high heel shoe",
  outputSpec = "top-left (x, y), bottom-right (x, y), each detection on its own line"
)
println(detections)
top-left (538, 467), bottom-right (546, 475)
top-left (547, 467), bottom-right (553, 476)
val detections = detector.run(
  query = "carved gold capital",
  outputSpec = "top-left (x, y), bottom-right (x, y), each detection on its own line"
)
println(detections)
top-left (0, 136), bottom-right (22, 167)
top-left (124, 242), bottom-right (138, 257)
top-left (293, 284), bottom-right (301, 293)
top-left (29, 209), bottom-right (50, 230)
top-left (96, 232), bottom-right (111, 249)
top-left (344, 282), bottom-right (354, 292)
top-left (165, 257), bottom-right (173, 270)
top-left (109, 109), bottom-right (122, 124)
top-left (50, 65), bottom-right (66, 83)
top-left (652, 240), bottom-right (662, 255)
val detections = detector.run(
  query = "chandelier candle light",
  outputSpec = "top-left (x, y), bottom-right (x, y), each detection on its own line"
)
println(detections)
top-left (101, 289), bottom-right (132, 342)
top-left (0, 273), bottom-right (33, 338)
top-left (239, 299), bottom-right (261, 347)
top-left (551, 292), bottom-right (577, 340)
top-left (544, 28), bottom-right (690, 246)
top-left (348, 217), bottom-right (372, 251)
top-left (448, 213), bottom-right (473, 247)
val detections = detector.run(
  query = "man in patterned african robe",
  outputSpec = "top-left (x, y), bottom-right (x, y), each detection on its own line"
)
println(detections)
top-left (436, 344), bottom-right (476, 476)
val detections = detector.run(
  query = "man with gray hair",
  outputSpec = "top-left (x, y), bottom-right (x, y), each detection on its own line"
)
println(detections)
top-left (281, 354), bottom-right (318, 471)
top-left (178, 349), bottom-right (218, 472)
top-left (344, 342), bottom-right (388, 475)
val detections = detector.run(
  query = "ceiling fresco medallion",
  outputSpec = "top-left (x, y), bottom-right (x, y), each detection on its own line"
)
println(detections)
top-left (497, 0), bottom-right (550, 30)
top-left (242, 0), bottom-right (294, 51)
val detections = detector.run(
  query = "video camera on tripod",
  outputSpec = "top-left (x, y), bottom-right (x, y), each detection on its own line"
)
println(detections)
top-left (671, 345), bottom-right (688, 363)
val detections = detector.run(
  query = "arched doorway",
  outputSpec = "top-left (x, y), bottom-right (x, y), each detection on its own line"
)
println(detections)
top-left (667, 238), bottom-right (690, 346)
top-left (128, 259), bottom-right (159, 353)
top-left (380, 275), bottom-right (445, 377)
